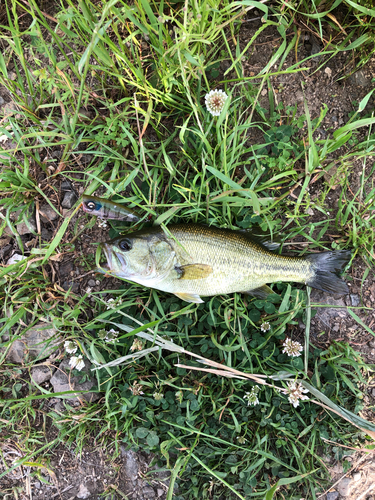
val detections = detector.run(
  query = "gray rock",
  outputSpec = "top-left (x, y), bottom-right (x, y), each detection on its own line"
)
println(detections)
top-left (353, 471), bottom-right (361, 481)
top-left (41, 228), bottom-right (53, 241)
top-left (142, 486), bottom-right (156, 499)
top-left (16, 217), bottom-right (37, 235)
top-left (121, 449), bottom-right (139, 479)
top-left (62, 191), bottom-right (77, 209)
top-left (311, 291), bottom-right (348, 327)
top-left (327, 492), bottom-right (339, 500)
top-left (331, 462), bottom-right (344, 474)
top-left (33, 481), bottom-right (41, 490)
top-left (348, 69), bottom-right (369, 87)
top-left (31, 365), bottom-right (55, 385)
top-left (50, 358), bottom-right (100, 402)
top-left (350, 294), bottom-right (360, 307)
top-left (337, 477), bottom-right (352, 497)
top-left (62, 281), bottom-right (79, 293)
top-left (39, 203), bottom-right (60, 222)
top-left (88, 279), bottom-right (96, 287)
top-left (76, 484), bottom-right (90, 499)
top-left (1, 324), bottom-right (60, 363)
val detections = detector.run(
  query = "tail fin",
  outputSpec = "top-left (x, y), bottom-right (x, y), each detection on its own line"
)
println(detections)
top-left (305, 250), bottom-right (351, 295)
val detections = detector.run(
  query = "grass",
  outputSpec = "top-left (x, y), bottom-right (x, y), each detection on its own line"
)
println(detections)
top-left (1, 0), bottom-right (375, 498)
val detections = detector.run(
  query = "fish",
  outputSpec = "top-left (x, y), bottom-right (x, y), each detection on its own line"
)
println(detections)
top-left (101, 224), bottom-right (351, 303)
top-left (81, 195), bottom-right (141, 222)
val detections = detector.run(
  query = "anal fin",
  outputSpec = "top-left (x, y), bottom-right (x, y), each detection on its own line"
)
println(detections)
top-left (174, 292), bottom-right (204, 303)
top-left (243, 285), bottom-right (275, 299)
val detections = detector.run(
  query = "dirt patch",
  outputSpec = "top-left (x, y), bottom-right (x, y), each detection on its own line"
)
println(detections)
top-left (0, 429), bottom-right (168, 500)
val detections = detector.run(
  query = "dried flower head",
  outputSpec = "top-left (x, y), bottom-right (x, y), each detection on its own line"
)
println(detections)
top-left (130, 338), bottom-right (145, 352)
top-left (281, 381), bottom-right (309, 408)
top-left (64, 340), bottom-right (77, 355)
top-left (282, 338), bottom-right (303, 357)
top-left (244, 385), bottom-right (260, 406)
top-left (69, 354), bottom-right (85, 371)
top-left (130, 381), bottom-right (144, 396)
top-left (205, 89), bottom-right (228, 116)
top-left (260, 322), bottom-right (271, 333)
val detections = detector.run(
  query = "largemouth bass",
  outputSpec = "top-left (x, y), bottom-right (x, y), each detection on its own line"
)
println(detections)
top-left (82, 195), bottom-right (141, 222)
top-left (102, 224), bottom-right (351, 303)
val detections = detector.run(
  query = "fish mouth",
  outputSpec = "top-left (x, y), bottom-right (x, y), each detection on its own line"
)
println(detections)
top-left (102, 243), bottom-right (128, 277)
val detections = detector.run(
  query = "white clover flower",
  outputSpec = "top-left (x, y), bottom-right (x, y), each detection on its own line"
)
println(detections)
top-left (97, 218), bottom-right (108, 228)
top-left (64, 341), bottom-right (77, 355)
top-left (282, 338), bottom-right (303, 357)
top-left (260, 322), bottom-right (271, 333)
top-left (69, 354), bottom-right (85, 371)
top-left (236, 436), bottom-right (247, 444)
top-left (244, 385), bottom-right (260, 406)
top-left (153, 392), bottom-right (163, 401)
top-left (106, 297), bottom-right (123, 310)
top-left (106, 328), bottom-right (119, 343)
top-left (281, 381), bottom-right (309, 408)
top-left (205, 89), bottom-right (228, 116)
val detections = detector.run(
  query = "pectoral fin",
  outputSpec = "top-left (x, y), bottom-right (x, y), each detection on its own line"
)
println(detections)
top-left (243, 285), bottom-right (276, 299)
top-left (174, 292), bottom-right (204, 303)
top-left (175, 264), bottom-right (213, 280)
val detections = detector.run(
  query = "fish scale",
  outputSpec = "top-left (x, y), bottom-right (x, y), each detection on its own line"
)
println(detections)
top-left (103, 223), bottom-right (351, 303)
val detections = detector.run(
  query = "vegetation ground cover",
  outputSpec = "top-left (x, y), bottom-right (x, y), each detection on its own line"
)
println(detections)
top-left (1, 0), bottom-right (375, 498)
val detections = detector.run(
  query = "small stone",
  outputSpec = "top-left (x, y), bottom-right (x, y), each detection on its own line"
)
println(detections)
top-left (88, 279), bottom-right (96, 287)
top-left (348, 69), bottom-right (369, 87)
top-left (353, 471), bottom-right (361, 482)
top-left (331, 462), bottom-right (344, 474)
top-left (6, 253), bottom-right (27, 266)
top-left (121, 449), bottom-right (139, 479)
top-left (61, 180), bottom-right (73, 191)
top-left (16, 216), bottom-right (37, 235)
top-left (62, 191), bottom-right (78, 209)
top-left (327, 492), bottom-right (339, 500)
top-left (62, 281), bottom-right (79, 293)
top-left (0, 96), bottom-right (4, 106)
top-left (324, 67), bottom-right (332, 77)
top-left (332, 323), bottom-right (340, 332)
top-left (157, 489), bottom-right (164, 497)
top-left (306, 207), bottom-right (314, 215)
top-left (1, 324), bottom-right (60, 363)
top-left (337, 477), bottom-right (352, 497)
top-left (50, 358), bottom-right (100, 402)
top-left (39, 204), bottom-right (60, 222)
top-left (31, 366), bottom-right (55, 385)
top-left (41, 228), bottom-right (53, 241)
top-left (372, 389), bottom-right (375, 397)
top-left (33, 481), bottom-right (41, 490)
top-left (142, 487), bottom-right (156, 499)
top-left (296, 91), bottom-right (304, 102)
top-left (369, 341), bottom-right (375, 348)
top-left (76, 484), bottom-right (90, 499)
top-left (350, 294), bottom-right (360, 307)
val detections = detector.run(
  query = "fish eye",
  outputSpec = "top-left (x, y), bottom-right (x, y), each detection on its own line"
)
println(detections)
top-left (118, 239), bottom-right (132, 251)
top-left (85, 201), bottom-right (97, 211)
